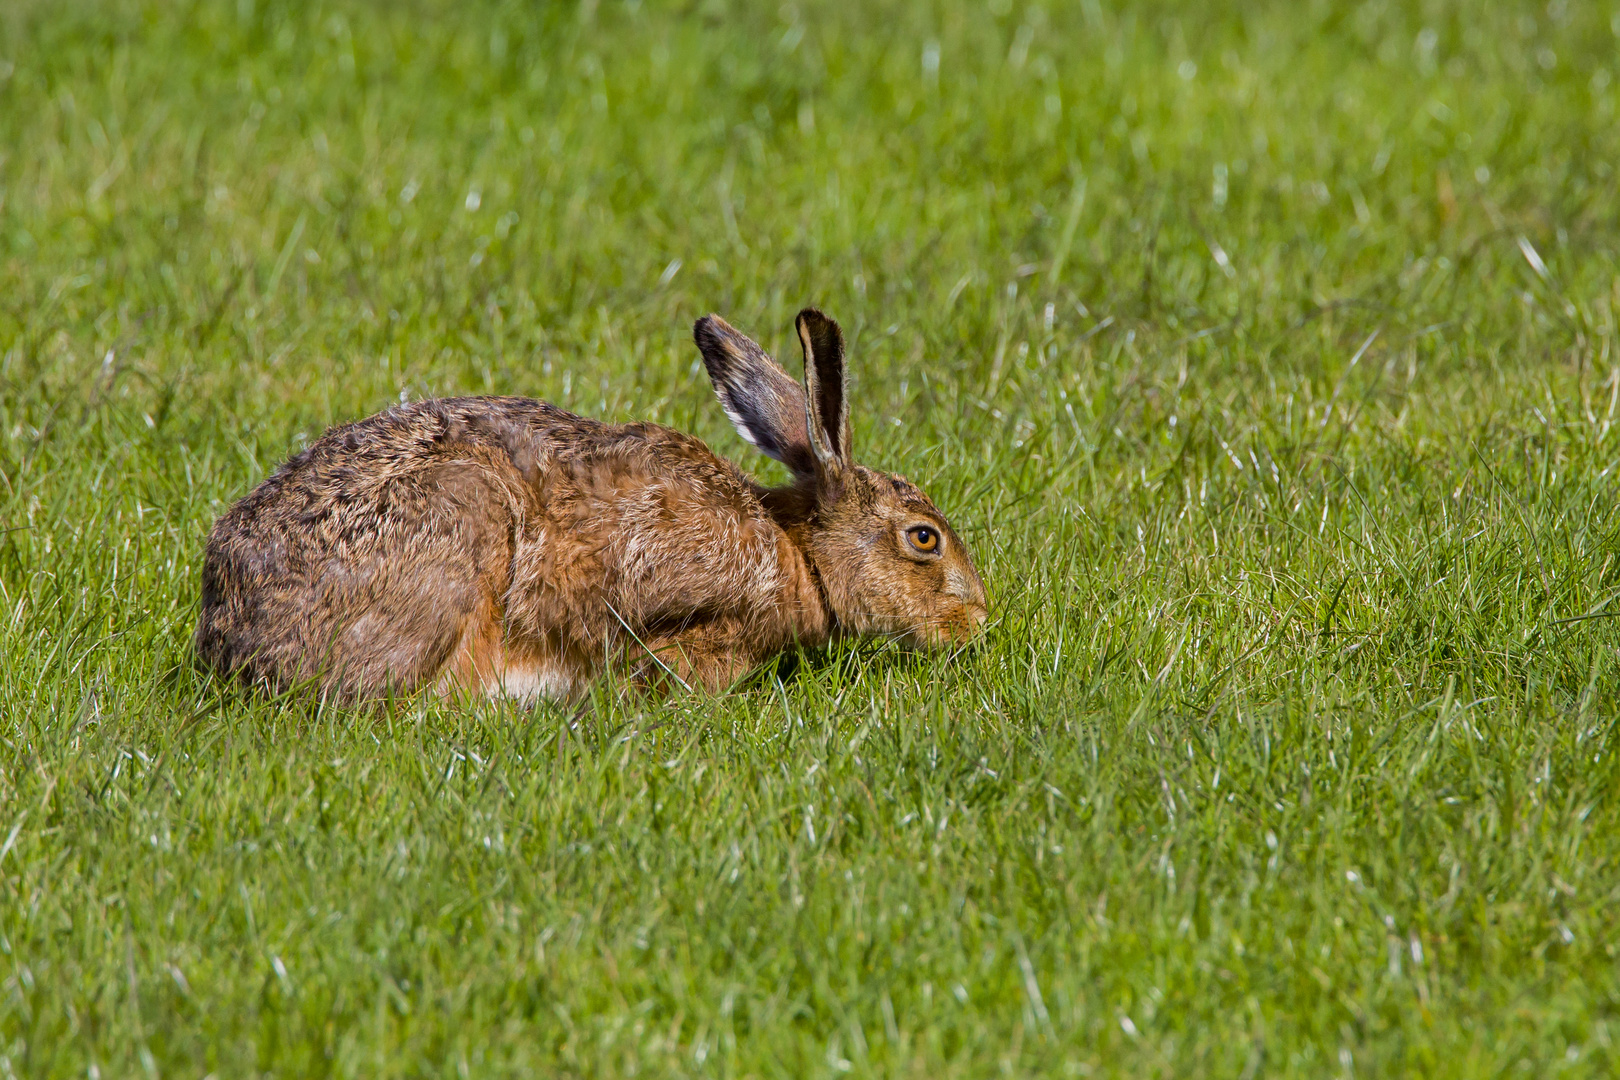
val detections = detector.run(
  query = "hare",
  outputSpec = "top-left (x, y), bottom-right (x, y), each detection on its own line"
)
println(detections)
top-left (194, 309), bottom-right (987, 702)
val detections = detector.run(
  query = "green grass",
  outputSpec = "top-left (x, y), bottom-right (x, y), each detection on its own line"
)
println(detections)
top-left (3, 0), bottom-right (1620, 1074)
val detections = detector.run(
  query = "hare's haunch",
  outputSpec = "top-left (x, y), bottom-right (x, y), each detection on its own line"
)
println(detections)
top-left (195, 309), bottom-right (987, 701)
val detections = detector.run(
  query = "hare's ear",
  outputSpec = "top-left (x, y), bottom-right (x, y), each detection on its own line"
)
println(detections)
top-left (796, 308), bottom-right (851, 486)
top-left (695, 315), bottom-right (815, 477)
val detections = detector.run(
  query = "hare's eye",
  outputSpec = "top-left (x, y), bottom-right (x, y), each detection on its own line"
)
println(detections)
top-left (907, 525), bottom-right (940, 554)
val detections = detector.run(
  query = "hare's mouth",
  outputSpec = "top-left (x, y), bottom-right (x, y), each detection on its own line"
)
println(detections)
top-left (890, 606), bottom-right (988, 651)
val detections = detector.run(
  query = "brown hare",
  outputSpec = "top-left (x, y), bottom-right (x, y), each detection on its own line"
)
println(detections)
top-left (194, 309), bottom-right (987, 702)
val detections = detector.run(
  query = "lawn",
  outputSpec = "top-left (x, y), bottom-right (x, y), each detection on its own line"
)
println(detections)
top-left (3, 0), bottom-right (1620, 1075)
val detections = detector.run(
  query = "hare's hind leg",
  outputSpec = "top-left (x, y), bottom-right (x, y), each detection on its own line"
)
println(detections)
top-left (434, 590), bottom-right (504, 698)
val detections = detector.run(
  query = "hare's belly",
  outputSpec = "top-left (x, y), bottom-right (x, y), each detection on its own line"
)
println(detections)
top-left (487, 659), bottom-right (578, 702)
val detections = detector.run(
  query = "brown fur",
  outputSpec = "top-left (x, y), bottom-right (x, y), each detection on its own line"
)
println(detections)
top-left (195, 310), bottom-right (986, 702)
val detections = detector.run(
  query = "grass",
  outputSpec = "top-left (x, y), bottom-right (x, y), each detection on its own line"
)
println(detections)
top-left (3, 0), bottom-right (1620, 1074)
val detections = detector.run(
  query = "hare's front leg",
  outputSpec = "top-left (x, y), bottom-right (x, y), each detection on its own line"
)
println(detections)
top-left (636, 617), bottom-right (775, 695)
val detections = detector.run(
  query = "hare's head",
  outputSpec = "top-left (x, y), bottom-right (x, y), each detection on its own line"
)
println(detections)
top-left (695, 308), bottom-right (988, 648)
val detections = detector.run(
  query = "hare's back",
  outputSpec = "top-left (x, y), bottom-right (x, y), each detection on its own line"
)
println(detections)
top-left (200, 397), bottom-right (593, 576)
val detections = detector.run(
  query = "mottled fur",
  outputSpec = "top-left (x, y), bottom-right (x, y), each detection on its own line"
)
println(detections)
top-left (195, 309), bottom-right (986, 702)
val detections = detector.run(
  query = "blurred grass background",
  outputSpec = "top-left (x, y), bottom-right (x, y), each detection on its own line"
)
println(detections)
top-left (2, 0), bottom-right (1620, 1075)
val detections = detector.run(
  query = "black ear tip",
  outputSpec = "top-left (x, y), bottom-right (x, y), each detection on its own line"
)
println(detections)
top-left (795, 308), bottom-right (843, 347)
top-left (795, 307), bottom-right (832, 328)
top-left (693, 314), bottom-right (728, 348)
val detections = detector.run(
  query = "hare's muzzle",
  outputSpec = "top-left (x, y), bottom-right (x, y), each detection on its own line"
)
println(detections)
top-left (931, 597), bottom-right (988, 648)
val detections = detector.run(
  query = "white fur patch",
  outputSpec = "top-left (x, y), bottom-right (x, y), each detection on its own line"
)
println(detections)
top-left (491, 662), bottom-right (576, 703)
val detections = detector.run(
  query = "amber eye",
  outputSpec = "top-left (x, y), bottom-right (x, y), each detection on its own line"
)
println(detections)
top-left (907, 525), bottom-right (940, 554)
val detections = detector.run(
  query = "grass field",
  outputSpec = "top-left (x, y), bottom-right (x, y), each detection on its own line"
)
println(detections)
top-left (3, 0), bottom-right (1620, 1075)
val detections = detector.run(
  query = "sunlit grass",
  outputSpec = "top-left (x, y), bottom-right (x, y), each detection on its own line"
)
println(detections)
top-left (2, 0), bottom-right (1619, 1075)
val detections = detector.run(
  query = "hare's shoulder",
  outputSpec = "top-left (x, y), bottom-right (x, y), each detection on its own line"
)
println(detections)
top-left (506, 415), bottom-right (808, 645)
